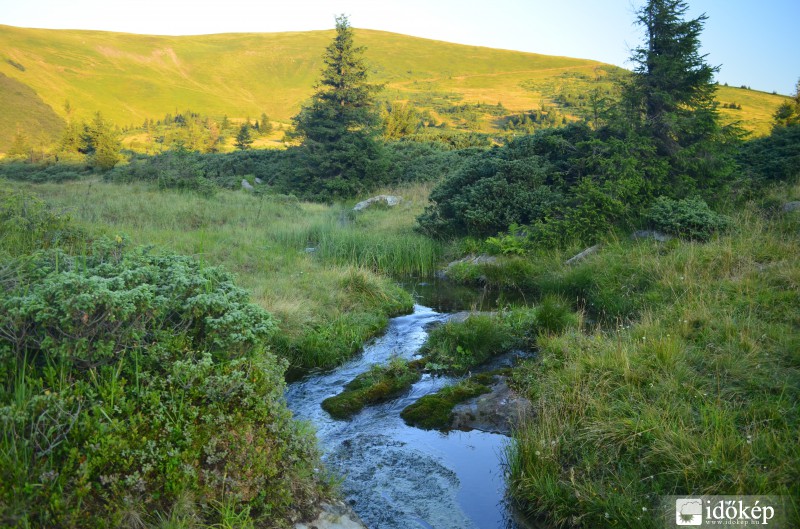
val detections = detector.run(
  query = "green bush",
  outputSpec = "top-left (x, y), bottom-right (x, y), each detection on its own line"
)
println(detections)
top-left (0, 238), bottom-right (324, 527)
top-left (0, 186), bottom-right (82, 256)
top-left (646, 196), bottom-right (730, 241)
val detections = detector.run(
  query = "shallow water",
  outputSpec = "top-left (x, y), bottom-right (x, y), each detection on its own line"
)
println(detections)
top-left (285, 304), bottom-right (527, 529)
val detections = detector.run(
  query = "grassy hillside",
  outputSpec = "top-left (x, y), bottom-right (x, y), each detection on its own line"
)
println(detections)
top-left (0, 72), bottom-right (63, 151)
top-left (1, 24), bottom-right (788, 147)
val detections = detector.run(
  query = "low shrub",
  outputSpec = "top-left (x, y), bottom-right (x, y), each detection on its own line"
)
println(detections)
top-left (646, 196), bottom-right (730, 241)
top-left (0, 235), bottom-right (325, 527)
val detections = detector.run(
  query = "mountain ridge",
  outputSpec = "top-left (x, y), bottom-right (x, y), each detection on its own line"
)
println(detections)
top-left (0, 23), bottom-right (788, 151)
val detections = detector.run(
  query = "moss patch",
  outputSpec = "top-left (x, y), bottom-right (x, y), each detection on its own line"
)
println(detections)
top-left (322, 359), bottom-right (421, 419)
top-left (401, 370), bottom-right (511, 430)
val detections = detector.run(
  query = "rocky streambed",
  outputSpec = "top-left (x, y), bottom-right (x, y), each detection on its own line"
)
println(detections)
top-left (285, 304), bottom-right (535, 529)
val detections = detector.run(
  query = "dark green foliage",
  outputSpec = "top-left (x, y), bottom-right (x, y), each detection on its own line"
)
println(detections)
top-left (80, 112), bottom-right (122, 170)
top-left (401, 376), bottom-right (492, 430)
top-left (0, 190), bottom-right (324, 526)
top-left (321, 358), bottom-right (421, 419)
top-left (772, 79), bottom-right (800, 128)
top-left (417, 124), bottom-right (663, 244)
top-left (646, 196), bottom-right (730, 240)
top-left (382, 142), bottom-right (480, 184)
top-left (737, 124), bottom-right (800, 187)
top-left (622, 0), bottom-right (720, 157)
top-left (0, 161), bottom-right (90, 183)
top-left (235, 122), bottom-right (254, 150)
top-left (291, 15), bottom-right (385, 200)
top-left (0, 187), bottom-right (82, 256)
top-left (112, 142), bottom-right (216, 196)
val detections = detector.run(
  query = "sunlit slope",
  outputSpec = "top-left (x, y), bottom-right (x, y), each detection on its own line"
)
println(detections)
top-left (0, 24), bottom-right (788, 136)
top-left (0, 25), bottom-right (606, 124)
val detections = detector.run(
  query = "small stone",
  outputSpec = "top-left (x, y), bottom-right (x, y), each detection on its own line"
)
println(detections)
top-left (565, 244), bottom-right (602, 265)
top-left (241, 179), bottom-right (254, 191)
top-left (782, 201), bottom-right (800, 212)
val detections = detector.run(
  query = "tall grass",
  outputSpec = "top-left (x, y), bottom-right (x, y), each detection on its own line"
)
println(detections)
top-left (505, 193), bottom-right (800, 527)
top-left (4, 179), bottom-right (443, 370)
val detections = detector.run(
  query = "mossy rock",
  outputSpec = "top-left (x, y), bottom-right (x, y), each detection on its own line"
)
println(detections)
top-left (400, 371), bottom-right (510, 430)
top-left (322, 360), bottom-right (421, 419)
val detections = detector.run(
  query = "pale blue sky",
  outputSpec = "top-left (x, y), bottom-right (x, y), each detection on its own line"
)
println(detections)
top-left (1, 0), bottom-right (798, 94)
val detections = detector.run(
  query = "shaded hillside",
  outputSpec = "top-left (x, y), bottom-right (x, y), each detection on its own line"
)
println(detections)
top-left (0, 71), bottom-right (63, 151)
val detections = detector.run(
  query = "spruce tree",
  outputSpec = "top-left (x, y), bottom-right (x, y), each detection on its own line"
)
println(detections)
top-left (623, 0), bottom-right (720, 155)
top-left (235, 123), bottom-right (254, 150)
top-left (81, 112), bottom-right (121, 170)
top-left (620, 0), bottom-right (736, 195)
top-left (292, 15), bottom-right (385, 200)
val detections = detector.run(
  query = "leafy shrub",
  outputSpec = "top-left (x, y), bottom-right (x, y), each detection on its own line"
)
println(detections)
top-left (646, 196), bottom-right (730, 241)
top-left (0, 238), bottom-right (324, 527)
top-left (736, 124), bottom-right (800, 188)
top-left (0, 161), bottom-right (90, 183)
top-left (0, 187), bottom-right (82, 256)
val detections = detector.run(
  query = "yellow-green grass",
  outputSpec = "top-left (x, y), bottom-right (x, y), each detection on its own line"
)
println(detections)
top-left (505, 186), bottom-right (800, 527)
top-left (717, 85), bottom-right (788, 137)
top-left (3, 23), bottom-right (787, 147)
top-left (4, 178), bottom-right (442, 371)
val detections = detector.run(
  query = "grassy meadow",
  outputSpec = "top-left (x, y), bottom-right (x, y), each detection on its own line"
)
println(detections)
top-left (502, 185), bottom-right (800, 527)
top-left (4, 179), bottom-right (442, 371)
top-left (3, 165), bottom-right (798, 527)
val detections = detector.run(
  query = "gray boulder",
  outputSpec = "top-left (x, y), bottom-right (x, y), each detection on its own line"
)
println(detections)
top-left (783, 201), bottom-right (800, 212)
top-left (352, 195), bottom-right (402, 211)
top-left (294, 500), bottom-right (367, 529)
top-left (631, 230), bottom-right (673, 242)
top-left (241, 179), bottom-right (254, 191)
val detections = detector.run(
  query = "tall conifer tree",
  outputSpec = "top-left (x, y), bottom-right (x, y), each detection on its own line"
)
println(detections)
top-left (292, 15), bottom-right (385, 199)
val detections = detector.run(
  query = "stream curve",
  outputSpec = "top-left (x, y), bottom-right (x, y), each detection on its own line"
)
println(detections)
top-left (285, 304), bottom-right (524, 529)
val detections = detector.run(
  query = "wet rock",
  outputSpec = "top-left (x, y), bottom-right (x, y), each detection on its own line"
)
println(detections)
top-left (783, 201), bottom-right (800, 212)
top-left (447, 310), bottom-right (497, 324)
top-left (450, 377), bottom-right (531, 436)
top-left (294, 500), bottom-right (367, 529)
top-left (353, 195), bottom-right (402, 211)
top-left (631, 230), bottom-right (673, 242)
top-left (438, 254), bottom-right (499, 280)
top-left (565, 244), bottom-right (601, 265)
top-left (326, 434), bottom-right (476, 529)
top-left (241, 179), bottom-right (254, 191)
